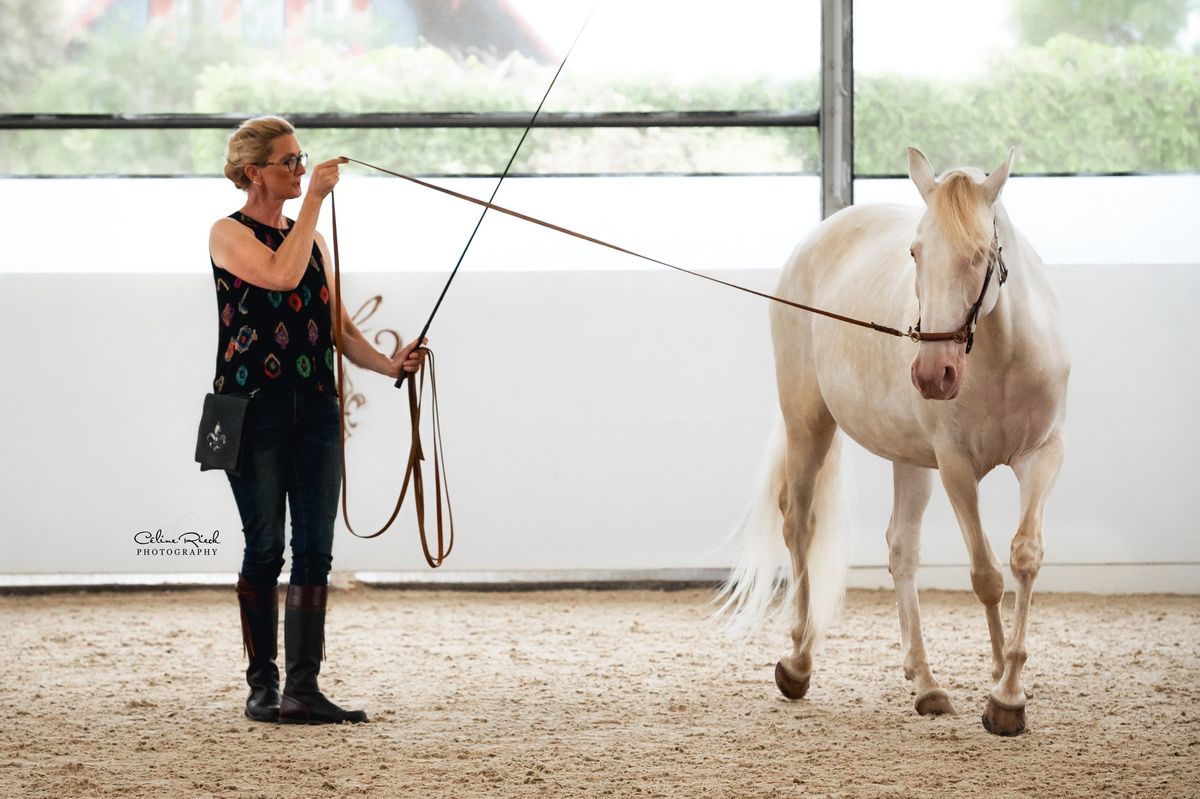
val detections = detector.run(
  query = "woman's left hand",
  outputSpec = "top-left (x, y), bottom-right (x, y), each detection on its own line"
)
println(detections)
top-left (387, 338), bottom-right (428, 378)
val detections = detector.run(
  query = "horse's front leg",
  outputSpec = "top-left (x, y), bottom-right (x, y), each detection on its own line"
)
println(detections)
top-left (982, 432), bottom-right (1065, 736)
top-left (936, 454), bottom-right (1007, 696)
top-left (887, 463), bottom-right (954, 715)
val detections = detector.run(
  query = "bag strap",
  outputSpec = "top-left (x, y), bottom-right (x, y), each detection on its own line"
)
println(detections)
top-left (329, 192), bottom-right (454, 567)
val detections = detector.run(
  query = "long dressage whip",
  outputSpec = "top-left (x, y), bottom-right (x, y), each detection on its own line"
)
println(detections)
top-left (326, 3), bottom-right (598, 565)
top-left (392, 0), bottom-right (599, 390)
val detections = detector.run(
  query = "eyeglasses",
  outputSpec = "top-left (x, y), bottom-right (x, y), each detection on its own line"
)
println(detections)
top-left (261, 152), bottom-right (308, 173)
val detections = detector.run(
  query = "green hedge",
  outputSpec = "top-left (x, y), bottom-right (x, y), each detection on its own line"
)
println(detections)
top-left (2, 32), bottom-right (1196, 176)
top-left (857, 36), bottom-right (1200, 174)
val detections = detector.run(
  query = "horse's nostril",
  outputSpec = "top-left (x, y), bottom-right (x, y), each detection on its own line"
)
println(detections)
top-left (942, 366), bottom-right (956, 390)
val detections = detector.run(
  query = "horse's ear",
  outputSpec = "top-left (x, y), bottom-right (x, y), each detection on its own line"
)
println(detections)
top-left (983, 146), bottom-right (1016, 205)
top-left (906, 146), bottom-right (936, 203)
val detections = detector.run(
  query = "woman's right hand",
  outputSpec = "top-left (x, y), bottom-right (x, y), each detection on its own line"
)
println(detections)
top-left (307, 156), bottom-right (349, 199)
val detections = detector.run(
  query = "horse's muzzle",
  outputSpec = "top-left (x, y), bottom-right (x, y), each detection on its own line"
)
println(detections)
top-left (911, 347), bottom-right (963, 401)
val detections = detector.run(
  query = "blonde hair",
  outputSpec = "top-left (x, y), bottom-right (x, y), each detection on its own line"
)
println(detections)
top-left (223, 116), bottom-right (295, 190)
top-left (931, 171), bottom-right (989, 253)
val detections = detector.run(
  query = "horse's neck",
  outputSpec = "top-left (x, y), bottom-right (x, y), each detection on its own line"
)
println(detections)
top-left (984, 204), bottom-right (1044, 347)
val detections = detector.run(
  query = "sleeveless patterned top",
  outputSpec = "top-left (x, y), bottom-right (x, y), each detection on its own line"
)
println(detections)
top-left (210, 211), bottom-right (338, 397)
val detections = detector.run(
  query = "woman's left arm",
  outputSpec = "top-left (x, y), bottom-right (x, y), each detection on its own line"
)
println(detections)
top-left (316, 233), bottom-right (425, 379)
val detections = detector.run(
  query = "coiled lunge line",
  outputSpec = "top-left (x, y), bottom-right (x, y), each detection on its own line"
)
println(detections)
top-left (325, 3), bottom-right (598, 566)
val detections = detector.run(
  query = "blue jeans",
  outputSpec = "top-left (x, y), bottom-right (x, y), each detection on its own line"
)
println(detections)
top-left (227, 386), bottom-right (342, 587)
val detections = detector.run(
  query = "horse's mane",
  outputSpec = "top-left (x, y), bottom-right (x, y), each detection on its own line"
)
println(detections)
top-left (930, 170), bottom-right (989, 253)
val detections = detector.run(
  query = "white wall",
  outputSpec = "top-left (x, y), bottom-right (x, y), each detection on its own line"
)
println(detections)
top-left (2, 175), bottom-right (1197, 592)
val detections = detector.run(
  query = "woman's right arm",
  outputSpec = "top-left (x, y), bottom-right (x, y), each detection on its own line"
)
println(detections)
top-left (208, 157), bottom-right (347, 291)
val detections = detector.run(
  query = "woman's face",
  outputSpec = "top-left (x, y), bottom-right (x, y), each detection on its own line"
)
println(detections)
top-left (256, 134), bottom-right (306, 200)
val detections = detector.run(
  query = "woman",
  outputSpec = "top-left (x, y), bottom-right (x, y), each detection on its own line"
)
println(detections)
top-left (210, 116), bottom-right (424, 724)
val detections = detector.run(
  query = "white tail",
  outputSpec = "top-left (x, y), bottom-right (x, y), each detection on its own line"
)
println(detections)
top-left (713, 418), bottom-right (847, 649)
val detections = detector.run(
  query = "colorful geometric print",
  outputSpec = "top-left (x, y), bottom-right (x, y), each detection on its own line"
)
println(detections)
top-left (212, 210), bottom-right (338, 397)
top-left (234, 325), bottom-right (257, 353)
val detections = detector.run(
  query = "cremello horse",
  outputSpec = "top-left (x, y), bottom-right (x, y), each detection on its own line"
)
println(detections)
top-left (720, 147), bottom-right (1069, 735)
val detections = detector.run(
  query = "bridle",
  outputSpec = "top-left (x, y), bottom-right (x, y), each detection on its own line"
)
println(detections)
top-left (909, 219), bottom-right (1009, 354)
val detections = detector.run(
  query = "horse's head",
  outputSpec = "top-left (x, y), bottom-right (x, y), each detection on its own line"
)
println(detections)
top-left (905, 146), bottom-right (1014, 400)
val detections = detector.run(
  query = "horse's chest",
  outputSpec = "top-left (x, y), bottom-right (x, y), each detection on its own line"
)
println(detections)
top-left (815, 347), bottom-right (940, 468)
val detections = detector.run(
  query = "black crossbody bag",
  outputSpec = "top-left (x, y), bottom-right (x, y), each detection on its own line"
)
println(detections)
top-left (195, 392), bottom-right (252, 478)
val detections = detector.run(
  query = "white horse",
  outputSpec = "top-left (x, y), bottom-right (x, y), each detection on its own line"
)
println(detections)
top-left (720, 147), bottom-right (1069, 735)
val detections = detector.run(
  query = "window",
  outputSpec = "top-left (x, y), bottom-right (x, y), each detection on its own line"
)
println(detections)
top-left (853, 0), bottom-right (1200, 175)
top-left (2, 0), bottom-right (821, 177)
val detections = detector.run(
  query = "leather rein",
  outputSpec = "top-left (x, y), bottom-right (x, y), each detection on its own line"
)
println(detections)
top-left (322, 3), bottom-right (596, 567)
top-left (321, 0), bottom-right (1009, 568)
top-left (325, 164), bottom-right (1008, 567)
top-left (341, 157), bottom-right (1010, 351)
top-left (329, 191), bottom-right (454, 567)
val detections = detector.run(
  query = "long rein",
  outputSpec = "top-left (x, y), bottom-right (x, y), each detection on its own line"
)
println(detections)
top-left (329, 190), bottom-right (453, 567)
top-left (324, 3), bottom-right (598, 566)
top-left (337, 157), bottom-right (1007, 349)
top-left (322, 0), bottom-right (1005, 567)
top-left (325, 165), bottom-right (1006, 567)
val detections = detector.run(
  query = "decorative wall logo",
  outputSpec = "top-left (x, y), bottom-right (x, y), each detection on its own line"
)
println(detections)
top-left (134, 529), bottom-right (221, 557)
top-left (341, 295), bottom-right (402, 439)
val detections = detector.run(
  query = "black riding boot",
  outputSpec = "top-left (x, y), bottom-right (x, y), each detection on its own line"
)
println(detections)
top-left (278, 584), bottom-right (369, 724)
top-left (236, 574), bottom-right (281, 722)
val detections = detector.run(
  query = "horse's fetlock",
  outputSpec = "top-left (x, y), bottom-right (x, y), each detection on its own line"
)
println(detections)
top-left (1004, 645), bottom-right (1028, 669)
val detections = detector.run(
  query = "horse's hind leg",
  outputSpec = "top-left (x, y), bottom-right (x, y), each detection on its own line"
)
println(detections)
top-left (983, 432), bottom-right (1064, 736)
top-left (773, 402), bottom-right (838, 700)
top-left (887, 463), bottom-right (954, 716)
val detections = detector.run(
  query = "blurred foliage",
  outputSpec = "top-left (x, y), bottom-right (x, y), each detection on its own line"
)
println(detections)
top-left (0, 0), bottom-right (64, 111)
top-left (1, 19), bottom-right (1197, 176)
top-left (857, 36), bottom-right (1200, 174)
top-left (1012, 0), bottom-right (1197, 48)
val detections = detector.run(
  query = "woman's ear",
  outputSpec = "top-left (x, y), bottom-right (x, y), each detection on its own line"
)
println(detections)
top-left (243, 163), bottom-right (261, 187)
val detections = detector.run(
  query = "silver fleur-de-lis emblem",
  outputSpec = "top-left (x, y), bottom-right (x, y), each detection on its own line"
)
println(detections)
top-left (207, 422), bottom-right (227, 453)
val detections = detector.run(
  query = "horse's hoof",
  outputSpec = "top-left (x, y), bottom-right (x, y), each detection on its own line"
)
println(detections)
top-left (774, 661), bottom-right (810, 700)
top-left (981, 696), bottom-right (1027, 736)
top-left (914, 688), bottom-right (955, 716)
